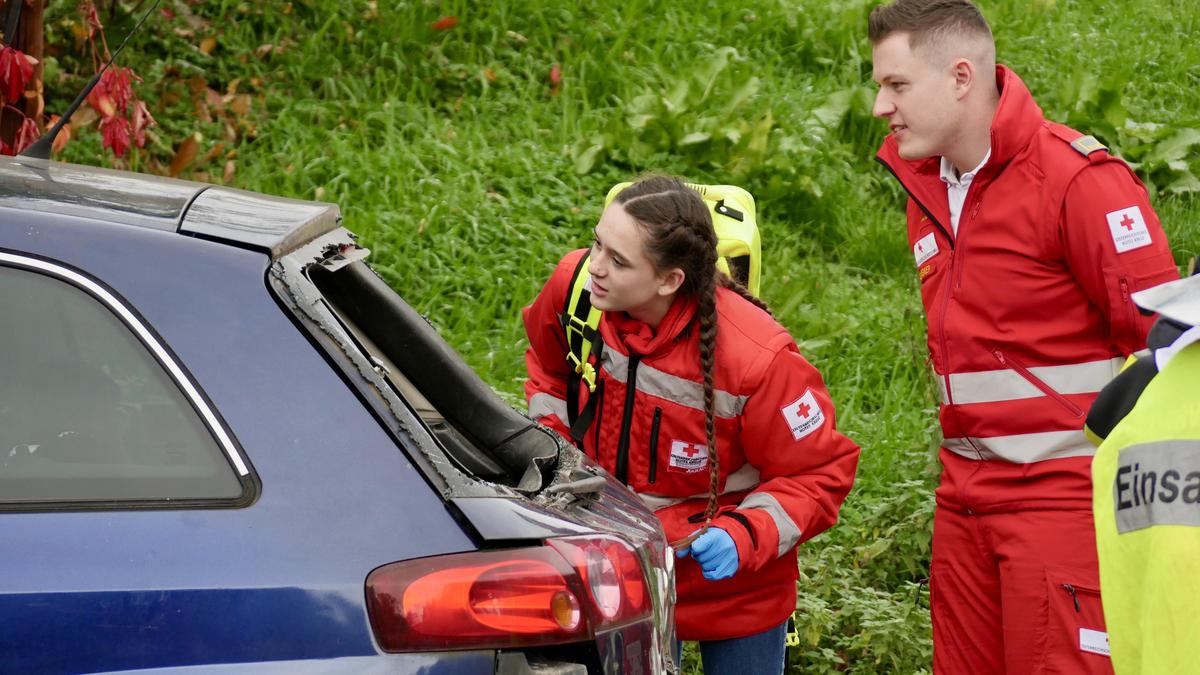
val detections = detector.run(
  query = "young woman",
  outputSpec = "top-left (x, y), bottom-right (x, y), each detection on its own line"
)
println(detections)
top-left (523, 176), bottom-right (859, 674)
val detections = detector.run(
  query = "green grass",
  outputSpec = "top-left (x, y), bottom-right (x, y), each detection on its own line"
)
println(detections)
top-left (42, 0), bottom-right (1200, 671)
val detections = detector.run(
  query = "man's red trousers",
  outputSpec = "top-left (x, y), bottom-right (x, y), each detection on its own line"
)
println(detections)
top-left (931, 507), bottom-right (1113, 674)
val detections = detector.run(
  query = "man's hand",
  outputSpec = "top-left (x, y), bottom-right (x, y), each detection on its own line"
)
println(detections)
top-left (675, 527), bottom-right (739, 580)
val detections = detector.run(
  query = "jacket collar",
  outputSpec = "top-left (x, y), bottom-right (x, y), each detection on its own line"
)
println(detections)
top-left (876, 65), bottom-right (1045, 213)
top-left (605, 293), bottom-right (697, 357)
top-left (985, 65), bottom-right (1044, 168)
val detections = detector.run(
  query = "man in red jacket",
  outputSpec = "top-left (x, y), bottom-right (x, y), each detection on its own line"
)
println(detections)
top-left (868, 1), bottom-right (1179, 673)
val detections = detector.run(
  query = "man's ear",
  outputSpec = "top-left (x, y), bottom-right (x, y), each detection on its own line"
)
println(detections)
top-left (658, 268), bottom-right (685, 296)
top-left (952, 58), bottom-right (975, 99)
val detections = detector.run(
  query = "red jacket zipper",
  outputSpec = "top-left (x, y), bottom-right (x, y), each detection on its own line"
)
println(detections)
top-left (992, 349), bottom-right (1085, 417)
top-left (876, 156), bottom-right (984, 465)
top-left (954, 200), bottom-right (981, 290)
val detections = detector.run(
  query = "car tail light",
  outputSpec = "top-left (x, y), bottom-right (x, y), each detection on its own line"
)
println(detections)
top-left (366, 535), bottom-right (652, 652)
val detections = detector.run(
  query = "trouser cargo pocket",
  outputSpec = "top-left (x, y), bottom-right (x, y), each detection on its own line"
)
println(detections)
top-left (1039, 566), bottom-right (1112, 674)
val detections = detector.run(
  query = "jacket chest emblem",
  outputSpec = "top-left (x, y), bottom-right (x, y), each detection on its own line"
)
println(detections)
top-left (668, 440), bottom-right (708, 473)
top-left (914, 232), bottom-right (939, 266)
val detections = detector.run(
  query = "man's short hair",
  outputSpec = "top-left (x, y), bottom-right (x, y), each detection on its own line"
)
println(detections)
top-left (868, 0), bottom-right (993, 51)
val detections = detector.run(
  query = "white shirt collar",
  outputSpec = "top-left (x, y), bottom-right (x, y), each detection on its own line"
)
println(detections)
top-left (940, 148), bottom-right (992, 187)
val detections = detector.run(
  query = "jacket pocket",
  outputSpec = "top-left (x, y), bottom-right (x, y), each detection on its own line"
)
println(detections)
top-left (1039, 568), bottom-right (1111, 674)
top-left (647, 407), bottom-right (662, 484)
top-left (1103, 257), bottom-right (1180, 351)
top-left (991, 349), bottom-right (1084, 417)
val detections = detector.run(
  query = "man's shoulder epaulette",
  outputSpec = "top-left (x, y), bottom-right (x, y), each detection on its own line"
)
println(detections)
top-left (1046, 123), bottom-right (1109, 158)
top-left (1069, 135), bottom-right (1108, 157)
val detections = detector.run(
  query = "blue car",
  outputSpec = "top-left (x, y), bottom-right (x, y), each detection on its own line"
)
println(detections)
top-left (0, 155), bottom-right (675, 674)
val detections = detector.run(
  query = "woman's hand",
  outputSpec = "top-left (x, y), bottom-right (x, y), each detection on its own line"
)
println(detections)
top-left (675, 527), bottom-right (739, 580)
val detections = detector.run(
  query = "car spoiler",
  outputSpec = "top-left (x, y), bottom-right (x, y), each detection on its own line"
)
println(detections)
top-left (0, 156), bottom-right (340, 259)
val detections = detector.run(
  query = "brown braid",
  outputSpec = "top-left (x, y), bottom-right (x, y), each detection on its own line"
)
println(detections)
top-left (695, 261), bottom-right (722, 523)
top-left (614, 176), bottom-right (741, 527)
top-left (718, 273), bottom-right (772, 316)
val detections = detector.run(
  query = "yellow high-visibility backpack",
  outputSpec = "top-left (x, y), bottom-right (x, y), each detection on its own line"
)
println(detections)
top-left (559, 182), bottom-right (762, 442)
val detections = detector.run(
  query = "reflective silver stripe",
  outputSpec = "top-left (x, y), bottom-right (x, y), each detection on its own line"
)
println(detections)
top-left (634, 464), bottom-right (760, 511)
top-left (528, 393), bottom-right (568, 425)
top-left (739, 492), bottom-right (802, 557)
top-left (601, 346), bottom-right (748, 418)
top-left (723, 464), bottom-right (761, 493)
top-left (1114, 440), bottom-right (1200, 533)
top-left (0, 252), bottom-right (250, 476)
top-left (939, 357), bottom-right (1123, 405)
top-left (943, 429), bottom-right (1095, 464)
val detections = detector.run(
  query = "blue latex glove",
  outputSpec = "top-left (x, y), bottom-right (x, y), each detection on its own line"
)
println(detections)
top-left (674, 527), bottom-right (739, 581)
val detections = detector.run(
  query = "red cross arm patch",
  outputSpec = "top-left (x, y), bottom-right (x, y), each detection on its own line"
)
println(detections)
top-left (781, 389), bottom-right (826, 441)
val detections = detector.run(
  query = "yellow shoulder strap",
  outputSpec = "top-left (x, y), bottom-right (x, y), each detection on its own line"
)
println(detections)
top-left (563, 251), bottom-right (601, 393)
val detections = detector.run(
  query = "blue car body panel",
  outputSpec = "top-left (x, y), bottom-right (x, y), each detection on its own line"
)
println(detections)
top-left (0, 588), bottom-right (373, 672)
top-left (0, 208), bottom-right (479, 671)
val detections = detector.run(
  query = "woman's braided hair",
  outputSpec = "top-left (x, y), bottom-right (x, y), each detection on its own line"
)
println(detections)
top-left (614, 176), bottom-right (769, 524)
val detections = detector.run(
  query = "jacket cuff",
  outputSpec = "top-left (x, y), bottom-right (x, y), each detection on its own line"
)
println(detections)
top-left (715, 511), bottom-right (758, 573)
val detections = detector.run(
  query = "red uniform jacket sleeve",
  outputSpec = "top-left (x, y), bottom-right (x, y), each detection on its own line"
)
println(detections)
top-left (1059, 161), bottom-right (1179, 352)
top-left (718, 346), bottom-right (861, 573)
top-left (521, 250), bottom-right (588, 440)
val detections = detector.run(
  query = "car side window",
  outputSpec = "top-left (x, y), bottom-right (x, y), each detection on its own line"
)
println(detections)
top-left (0, 262), bottom-right (249, 508)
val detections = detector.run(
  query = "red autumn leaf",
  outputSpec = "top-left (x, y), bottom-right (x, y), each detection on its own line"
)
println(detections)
top-left (161, 7), bottom-right (176, 20)
top-left (100, 115), bottom-right (132, 158)
top-left (90, 92), bottom-right (116, 117)
top-left (549, 63), bottom-right (562, 94)
top-left (87, 67), bottom-right (137, 118)
top-left (430, 15), bottom-right (458, 30)
top-left (131, 99), bottom-right (156, 148)
top-left (0, 45), bottom-right (35, 104)
top-left (47, 115), bottom-right (72, 155)
top-left (12, 116), bottom-right (39, 155)
top-left (107, 67), bottom-right (135, 113)
top-left (169, 133), bottom-right (201, 177)
top-left (81, 1), bottom-right (104, 38)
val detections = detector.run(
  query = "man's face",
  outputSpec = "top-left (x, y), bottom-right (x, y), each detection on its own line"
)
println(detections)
top-left (871, 32), bottom-right (959, 160)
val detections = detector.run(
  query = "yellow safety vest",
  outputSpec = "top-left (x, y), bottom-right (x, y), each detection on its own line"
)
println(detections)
top-left (1091, 338), bottom-right (1200, 674)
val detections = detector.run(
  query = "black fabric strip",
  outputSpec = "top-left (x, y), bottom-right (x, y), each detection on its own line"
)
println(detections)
top-left (1085, 354), bottom-right (1158, 443)
top-left (725, 511), bottom-right (758, 548)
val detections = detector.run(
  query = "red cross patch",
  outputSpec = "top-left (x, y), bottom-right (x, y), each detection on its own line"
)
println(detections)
top-left (668, 440), bottom-right (708, 473)
top-left (781, 389), bottom-right (825, 441)
top-left (1105, 205), bottom-right (1152, 253)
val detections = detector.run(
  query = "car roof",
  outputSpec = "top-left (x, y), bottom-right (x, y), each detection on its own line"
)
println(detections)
top-left (0, 155), bottom-right (340, 258)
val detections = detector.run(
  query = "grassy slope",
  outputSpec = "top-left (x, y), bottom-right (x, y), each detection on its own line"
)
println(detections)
top-left (50, 0), bottom-right (1200, 671)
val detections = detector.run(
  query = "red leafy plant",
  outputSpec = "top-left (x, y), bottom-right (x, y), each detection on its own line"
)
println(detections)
top-left (79, 1), bottom-right (154, 158)
top-left (0, 1), bottom-right (155, 158)
top-left (0, 43), bottom-right (38, 154)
